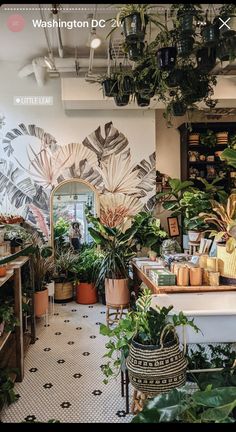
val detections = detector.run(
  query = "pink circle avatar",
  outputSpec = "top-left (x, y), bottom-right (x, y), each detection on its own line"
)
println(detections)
top-left (7, 14), bottom-right (25, 32)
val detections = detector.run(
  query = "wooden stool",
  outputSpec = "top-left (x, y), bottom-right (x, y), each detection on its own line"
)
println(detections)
top-left (188, 241), bottom-right (200, 255)
top-left (131, 389), bottom-right (152, 415)
top-left (106, 303), bottom-right (130, 327)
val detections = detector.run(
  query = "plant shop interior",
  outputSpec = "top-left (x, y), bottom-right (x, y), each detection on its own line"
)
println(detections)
top-left (1, 2), bottom-right (236, 424)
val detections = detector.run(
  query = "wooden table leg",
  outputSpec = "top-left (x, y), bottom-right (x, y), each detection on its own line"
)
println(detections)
top-left (14, 268), bottom-right (24, 382)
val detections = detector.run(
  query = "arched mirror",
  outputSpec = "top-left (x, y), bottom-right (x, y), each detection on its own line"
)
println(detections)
top-left (50, 179), bottom-right (99, 251)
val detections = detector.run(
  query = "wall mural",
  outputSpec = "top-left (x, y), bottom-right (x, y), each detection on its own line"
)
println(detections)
top-left (0, 121), bottom-right (156, 238)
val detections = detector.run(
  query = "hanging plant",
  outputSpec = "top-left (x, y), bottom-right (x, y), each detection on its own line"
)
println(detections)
top-left (135, 94), bottom-right (150, 107)
top-left (170, 3), bottom-right (203, 35)
top-left (114, 94), bottom-right (130, 107)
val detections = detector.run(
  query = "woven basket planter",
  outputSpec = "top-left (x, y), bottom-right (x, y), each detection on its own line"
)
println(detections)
top-left (126, 325), bottom-right (187, 396)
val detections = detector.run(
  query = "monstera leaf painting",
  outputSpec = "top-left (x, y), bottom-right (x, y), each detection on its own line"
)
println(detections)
top-left (2, 123), bottom-right (58, 156)
top-left (133, 152), bottom-right (156, 195)
top-left (82, 121), bottom-right (128, 164)
top-left (0, 159), bottom-right (36, 209)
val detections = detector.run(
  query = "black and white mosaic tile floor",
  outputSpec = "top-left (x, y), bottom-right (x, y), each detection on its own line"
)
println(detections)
top-left (1, 302), bottom-right (133, 423)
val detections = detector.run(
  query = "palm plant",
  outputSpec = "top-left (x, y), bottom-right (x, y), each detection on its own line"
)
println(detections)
top-left (199, 194), bottom-right (236, 253)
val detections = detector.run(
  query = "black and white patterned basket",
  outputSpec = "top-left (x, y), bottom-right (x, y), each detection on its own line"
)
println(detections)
top-left (126, 324), bottom-right (187, 396)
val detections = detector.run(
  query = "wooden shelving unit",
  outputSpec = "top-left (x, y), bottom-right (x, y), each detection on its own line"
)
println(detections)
top-left (179, 122), bottom-right (236, 193)
top-left (0, 247), bottom-right (35, 382)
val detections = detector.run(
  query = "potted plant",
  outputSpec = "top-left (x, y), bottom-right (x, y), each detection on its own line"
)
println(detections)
top-left (100, 288), bottom-right (199, 395)
top-left (30, 245), bottom-right (54, 317)
top-left (0, 301), bottom-right (18, 336)
top-left (171, 4), bottom-right (203, 35)
top-left (87, 212), bottom-right (137, 306)
top-left (179, 190), bottom-right (212, 241)
top-left (108, 4), bottom-right (164, 43)
top-left (200, 129), bottom-right (217, 148)
top-left (131, 211), bottom-right (168, 256)
top-left (196, 46), bottom-right (216, 73)
top-left (72, 247), bottom-right (103, 305)
top-left (149, 29), bottom-right (177, 71)
top-left (199, 193), bottom-right (236, 278)
top-left (53, 249), bottom-right (78, 302)
top-left (123, 40), bottom-right (145, 61)
top-left (53, 217), bottom-right (70, 251)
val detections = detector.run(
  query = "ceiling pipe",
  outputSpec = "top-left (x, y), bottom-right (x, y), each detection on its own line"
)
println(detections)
top-left (52, 4), bottom-right (64, 58)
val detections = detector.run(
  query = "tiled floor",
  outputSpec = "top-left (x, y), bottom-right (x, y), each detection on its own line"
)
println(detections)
top-left (1, 302), bottom-right (133, 423)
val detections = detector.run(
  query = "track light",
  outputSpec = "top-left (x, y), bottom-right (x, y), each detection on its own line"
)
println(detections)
top-left (89, 29), bottom-right (102, 49)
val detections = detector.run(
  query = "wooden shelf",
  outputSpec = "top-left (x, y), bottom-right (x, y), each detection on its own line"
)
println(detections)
top-left (0, 270), bottom-right (14, 287)
top-left (132, 263), bottom-right (236, 294)
top-left (0, 331), bottom-right (11, 351)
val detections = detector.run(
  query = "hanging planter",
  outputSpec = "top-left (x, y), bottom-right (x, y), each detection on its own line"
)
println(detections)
top-left (172, 100), bottom-right (187, 117)
top-left (166, 69), bottom-right (184, 88)
top-left (216, 35), bottom-right (236, 62)
top-left (201, 22), bottom-right (219, 46)
top-left (122, 12), bottom-right (147, 42)
top-left (119, 75), bottom-right (134, 95)
top-left (157, 46), bottom-right (177, 71)
top-left (176, 36), bottom-right (194, 57)
top-left (178, 11), bottom-right (194, 34)
top-left (114, 94), bottom-right (130, 107)
top-left (136, 94), bottom-right (150, 107)
top-left (102, 78), bottom-right (118, 97)
top-left (196, 47), bottom-right (216, 72)
top-left (126, 41), bottom-right (144, 61)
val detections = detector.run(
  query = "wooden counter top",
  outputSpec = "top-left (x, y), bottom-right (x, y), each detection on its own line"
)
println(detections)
top-left (132, 262), bottom-right (236, 294)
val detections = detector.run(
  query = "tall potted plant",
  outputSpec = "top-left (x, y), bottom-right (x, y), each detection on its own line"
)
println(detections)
top-left (87, 213), bottom-right (137, 306)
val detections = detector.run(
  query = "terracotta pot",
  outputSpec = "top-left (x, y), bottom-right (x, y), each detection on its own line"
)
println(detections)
top-left (0, 266), bottom-right (7, 277)
top-left (105, 278), bottom-right (130, 306)
top-left (76, 282), bottom-right (98, 305)
top-left (34, 288), bottom-right (48, 317)
top-left (0, 321), bottom-right (5, 336)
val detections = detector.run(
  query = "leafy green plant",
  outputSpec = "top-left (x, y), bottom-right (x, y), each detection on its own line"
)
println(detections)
top-left (156, 178), bottom-right (195, 216)
top-left (72, 247), bottom-right (104, 284)
top-left (131, 385), bottom-right (236, 423)
top-left (179, 190), bottom-right (212, 231)
top-left (221, 148), bottom-right (236, 168)
top-left (131, 211), bottom-right (168, 254)
top-left (100, 288), bottom-right (199, 383)
top-left (53, 248), bottom-right (78, 283)
top-left (200, 129), bottom-right (217, 148)
top-left (54, 217), bottom-right (70, 251)
top-left (0, 368), bottom-right (19, 410)
top-left (0, 301), bottom-right (19, 332)
top-left (86, 211), bottom-right (137, 286)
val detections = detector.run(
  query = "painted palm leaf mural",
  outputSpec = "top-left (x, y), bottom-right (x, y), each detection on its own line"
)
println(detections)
top-left (0, 120), bottom-right (157, 233)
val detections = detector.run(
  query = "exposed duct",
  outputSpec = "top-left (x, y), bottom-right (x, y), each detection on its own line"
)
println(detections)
top-left (18, 57), bottom-right (109, 85)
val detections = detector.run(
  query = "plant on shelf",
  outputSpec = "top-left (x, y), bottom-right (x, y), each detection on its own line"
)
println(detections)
top-left (3, 224), bottom-right (32, 248)
top-left (100, 288), bottom-right (199, 392)
top-left (72, 247), bottom-right (104, 305)
top-left (131, 211), bottom-right (168, 255)
top-left (131, 385), bottom-right (236, 423)
top-left (156, 178), bottom-right (195, 216)
top-left (0, 368), bottom-right (19, 411)
top-left (86, 211), bottom-right (137, 306)
top-left (0, 300), bottom-right (19, 335)
top-left (200, 129), bottom-right (217, 148)
top-left (199, 193), bottom-right (236, 253)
